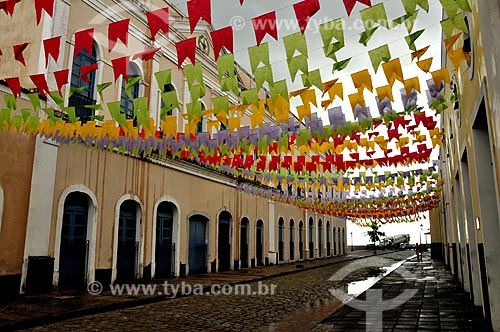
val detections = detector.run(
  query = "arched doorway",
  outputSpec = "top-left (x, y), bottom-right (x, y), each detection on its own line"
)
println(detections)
top-left (338, 228), bottom-right (342, 255)
top-left (318, 219), bottom-right (323, 258)
top-left (289, 219), bottom-right (295, 261)
top-left (240, 218), bottom-right (249, 268)
top-left (342, 228), bottom-right (345, 254)
top-left (155, 202), bottom-right (175, 278)
top-left (333, 227), bottom-right (337, 255)
top-left (189, 215), bottom-right (208, 274)
top-left (309, 218), bottom-right (314, 259)
top-left (117, 200), bottom-right (140, 281)
top-left (256, 220), bottom-right (264, 266)
top-left (299, 220), bottom-right (304, 260)
top-left (218, 211), bottom-right (232, 272)
top-left (326, 221), bottom-right (331, 256)
top-left (59, 192), bottom-right (91, 288)
top-left (278, 218), bottom-right (285, 262)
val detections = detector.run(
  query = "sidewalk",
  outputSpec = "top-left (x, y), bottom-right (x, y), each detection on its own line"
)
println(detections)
top-left (0, 250), bottom-right (378, 331)
top-left (322, 253), bottom-right (492, 332)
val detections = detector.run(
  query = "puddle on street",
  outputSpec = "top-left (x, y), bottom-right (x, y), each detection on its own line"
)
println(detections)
top-left (259, 259), bottom-right (408, 332)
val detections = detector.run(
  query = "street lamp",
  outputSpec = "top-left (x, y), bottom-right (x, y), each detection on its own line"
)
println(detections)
top-left (351, 232), bottom-right (354, 251)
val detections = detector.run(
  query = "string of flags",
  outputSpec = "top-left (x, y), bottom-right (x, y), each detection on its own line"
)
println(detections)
top-left (0, 0), bottom-right (472, 223)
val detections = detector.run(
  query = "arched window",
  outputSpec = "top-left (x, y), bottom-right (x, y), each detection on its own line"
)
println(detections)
top-left (69, 44), bottom-right (97, 121)
top-left (120, 62), bottom-right (142, 120)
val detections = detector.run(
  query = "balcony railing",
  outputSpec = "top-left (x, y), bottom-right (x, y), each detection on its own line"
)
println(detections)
top-left (68, 92), bottom-right (96, 122)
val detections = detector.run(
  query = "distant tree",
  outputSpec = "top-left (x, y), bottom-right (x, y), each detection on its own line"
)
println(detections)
top-left (365, 222), bottom-right (385, 254)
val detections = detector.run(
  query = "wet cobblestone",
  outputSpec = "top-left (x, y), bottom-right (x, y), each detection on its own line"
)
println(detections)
top-left (19, 251), bottom-right (414, 332)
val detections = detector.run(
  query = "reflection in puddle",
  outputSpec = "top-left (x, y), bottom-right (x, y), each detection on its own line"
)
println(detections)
top-left (260, 258), bottom-right (409, 332)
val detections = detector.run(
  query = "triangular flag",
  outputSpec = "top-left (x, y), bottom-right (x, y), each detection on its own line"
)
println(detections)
top-left (333, 58), bottom-right (351, 71)
top-left (376, 85), bottom-right (394, 102)
top-left (81, 64), bottom-right (98, 83)
top-left (43, 36), bottom-right (60, 67)
top-left (35, 0), bottom-right (54, 25)
top-left (147, 7), bottom-right (169, 41)
top-left (404, 77), bottom-right (420, 95)
top-left (283, 32), bottom-right (308, 60)
top-left (5, 77), bottom-right (21, 99)
top-left (2, 0), bottom-right (18, 16)
top-left (30, 74), bottom-right (50, 97)
top-left (108, 19), bottom-right (129, 52)
top-left (210, 26), bottom-right (233, 61)
top-left (368, 44), bottom-right (391, 72)
top-left (405, 29), bottom-right (424, 51)
top-left (293, 0), bottom-right (320, 34)
top-left (13, 43), bottom-right (29, 66)
top-left (133, 48), bottom-right (160, 61)
top-left (111, 56), bottom-right (129, 82)
top-left (383, 59), bottom-right (404, 86)
top-left (411, 46), bottom-right (430, 60)
top-left (416, 58), bottom-right (433, 72)
top-left (74, 28), bottom-right (94, 57)
top-left (360, 3), bottom-right (389, 30)
top-left (175, 37), bottom-right (197, 68)
top-left (187, 0), bottom-right (212, 33)
top-left (444, 32), bottom-right (462, 51)
top-left (252, 11), bottom-right (278, 46)
top-left (248, 43), bottom-right (270, 72)
top-left (53, 69), bottom-right (69, 94)
top-left (343, 0), bottom-right (372, 16)
top-left (352, 69), bottom-right (373, 92)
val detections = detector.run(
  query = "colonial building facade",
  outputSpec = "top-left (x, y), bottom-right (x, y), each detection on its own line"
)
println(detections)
top-left (432, 0), bottom-right (500, 330)
top-left (0, 0), bottom-right (347, 297)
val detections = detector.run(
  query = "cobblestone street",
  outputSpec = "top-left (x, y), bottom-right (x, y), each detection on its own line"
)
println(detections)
top-left (19, 252), bottom-right (413, 332)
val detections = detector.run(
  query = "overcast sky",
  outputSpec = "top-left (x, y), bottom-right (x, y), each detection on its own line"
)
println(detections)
top-left (174, 0), bottom-right (443, 120)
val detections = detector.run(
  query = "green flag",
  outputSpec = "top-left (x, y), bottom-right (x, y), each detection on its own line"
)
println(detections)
top-left (301, 69), bottom-right (322, 91)
top-left (269, 80), bottom-right (289, 102)
top-left (154, 69), bottom-right (172, 89)
top-left (368, 44), bottom-right (391, 72)
top-left (108, 101), bottom-right (128, 128)
top-left (253, 65), bottom-right (273, 89)
top-left (185, 62), bottom-right (203, 89)
top-left (332, 58), bottom-right (351, 72)
top-left (287, 54), bottom-right (308, 81)
top-left (360, 3), bottom-right (389, 31)
top-left (359, 27), bottom-right (379, 46)
top-left (133, 97), bottom-right (150, 128)
top-left (248, 43), bottom-right (270, 73)
top-left (241, 88), bottom-right (259, 107)
top-left (212, 95), bottom-right (229, 115)
top-left (64, 106), bottom-right (79, 123)
top-left (283, 32), bottom-right (308, 60)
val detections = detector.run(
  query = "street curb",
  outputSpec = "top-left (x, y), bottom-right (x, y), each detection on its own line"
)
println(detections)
top-left (1, 251), bottom-right (404, 331)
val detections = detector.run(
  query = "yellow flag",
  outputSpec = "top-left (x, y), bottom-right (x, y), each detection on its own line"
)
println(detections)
top-left (351, 69), bottom-right (373, 92)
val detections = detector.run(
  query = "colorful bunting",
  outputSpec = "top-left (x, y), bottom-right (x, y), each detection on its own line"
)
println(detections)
top-left (210, 26), bottom-right (233, 61)
top-left (111, 56), bottom-right (129, 83)
top-left (133, 48), bottom-right (160, 61)
top-left (175, 37), bottom-right (197, 68)
top-left (35, 0), bottom-right (54, 25)
top-left (13, 42), bottom-right (29, 66)
top-left (74, 28), bottom-right (94, 57)
top-left (43, 36), bottom-right (60, 67)
top-left (108, 19), bottom-right (130, 52)
top-left (187, 0), bottom-right (212, 33)
top-left (293, 0), bottom-right (320, 34)
top-left (252, 11), bottom-right (278, 46)
top-left (5, 77), bottom-right (21, 98)
top-left (343, 0), bottom-right (372, 16)
top-left (147, 7), bottom-right (169, 41)
top-left (53, 69), bottom-right (69, 94)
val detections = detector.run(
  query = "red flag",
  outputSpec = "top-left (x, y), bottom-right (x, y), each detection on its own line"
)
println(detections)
top-left (13, 42), bottom-right (29, 66)
top-left (43, 36), bottom-right (61, 67)
top-left (175, 37), bottom-right (196, 69)
top-left (35, 0), bottom-right (54, 24)
top-left (293, 0), bottom-right (320, 34)
top-left (343, 0), bottom-right (371, 16)
top-left (2, 0), bottom-right (19, 16)
top-left (81, 64), bottom-right (98, 83)
top-left (53, 69), bottom-right (69, 94)
top-left (146, 7), bottom-right (169, 41)
top-left (252, 11), bottom-right (278, 46)
top-left (111, 56), bottom-right (129, 82)
top-left (5, 77), bottom-right (21, 98)
top-left (133, 48), bottom-right (160, 61)
top-left (210, 26), bottom-right (233, 61)
top-left (187, 0), bottom-right (212, 33)
top-left (108, 18), bottom-right (129, 52)
top-left (30, 73), bottom-right (50, 97)
top-left (74, 28), bottom-right (94, 57)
